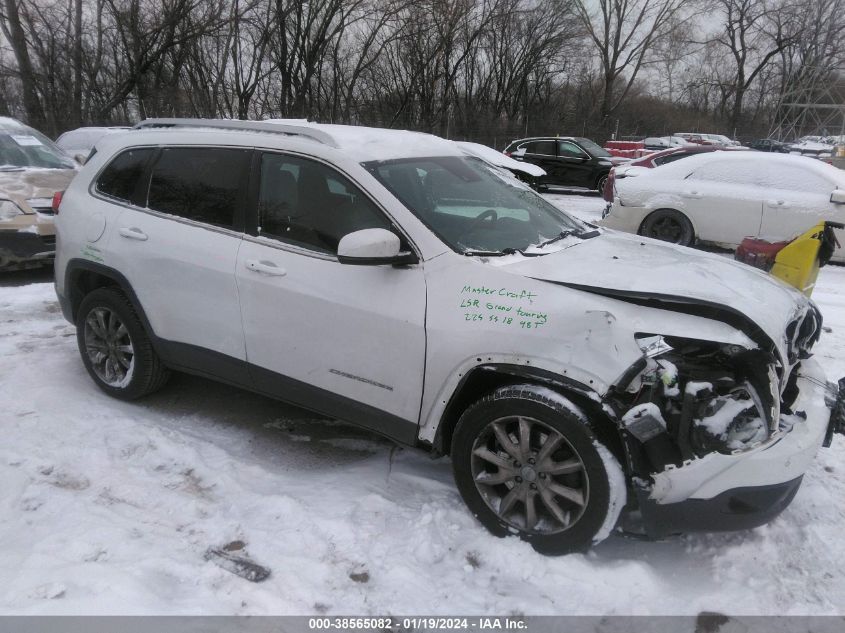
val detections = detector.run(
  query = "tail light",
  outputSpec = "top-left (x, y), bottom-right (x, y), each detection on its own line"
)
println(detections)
top-left (52, 191), bottom-right (64, 214)
top-left (602, 169), bottom-right (615, 202)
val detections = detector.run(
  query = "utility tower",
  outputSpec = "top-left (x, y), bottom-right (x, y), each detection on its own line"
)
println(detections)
top-left (770, 66), bottom-right (845, 141)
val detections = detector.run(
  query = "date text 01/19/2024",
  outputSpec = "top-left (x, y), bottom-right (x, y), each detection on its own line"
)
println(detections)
top-left (307, 617), bottom-right (528, 630)
top-left (460, 284), bottom-right (548, 329)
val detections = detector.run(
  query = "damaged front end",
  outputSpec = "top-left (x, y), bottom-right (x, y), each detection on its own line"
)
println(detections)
top-left (606, 304), bottom-right (838, 537)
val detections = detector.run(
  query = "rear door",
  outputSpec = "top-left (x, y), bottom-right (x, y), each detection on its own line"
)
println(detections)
top-left (758, 165), bottom-right (845, 255)
top-left (234, 152), bottom-right (427, 441)
top-left (520, 140), bottom-right (562, 185)
top-left (682, 159), bottom-right (765, 245)
top-left (107, 146), bottom-right (250, 378)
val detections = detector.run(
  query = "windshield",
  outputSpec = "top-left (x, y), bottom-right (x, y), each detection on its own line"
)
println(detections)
top-left (365, 156), bottom-right (592, 254)
top-left (576, 138), bottom-right (611, 158)
top-left (0, 128), bottom-right (76, 170)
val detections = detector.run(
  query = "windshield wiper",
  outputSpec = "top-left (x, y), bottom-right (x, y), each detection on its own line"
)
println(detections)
top-left (536, 230), bottom-right (575, 249)
top-left (0, 166), bottom-right (25, 172)
top-left (536, 227), bottom-right (601, 249)
top-left (463, 249), bottom-right (509, 257)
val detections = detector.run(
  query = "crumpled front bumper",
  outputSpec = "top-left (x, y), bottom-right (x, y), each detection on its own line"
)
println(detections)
top-left (638, 357), bottom-right (833, 536)
top-left (0, 228), bottom-right (56, 260)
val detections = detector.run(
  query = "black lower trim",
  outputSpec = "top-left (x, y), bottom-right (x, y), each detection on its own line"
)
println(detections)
top-left (157, 339), bottom-right (418, 446)
top-left (249, 361), bottom-right (418, 445)
top-left (0, 230), bottom-right (55, 258)
top-left (637, 476), bottom-right (803, 538)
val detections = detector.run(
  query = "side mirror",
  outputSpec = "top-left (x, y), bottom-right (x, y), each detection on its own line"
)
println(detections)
top-left (513, 147), bottom-right (526, 158)
top-left (831, 190), bottom-right (845, 205)
top-left (74, 153), bottom-right (87, 165)
top-left (337, 228), bottom-right (417, 265)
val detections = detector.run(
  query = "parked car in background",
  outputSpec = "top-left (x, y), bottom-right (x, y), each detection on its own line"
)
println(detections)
top-left (642, 137), bottom-right (689, 150)
top-left (53, 118), bottom-right (840, 553)
top-left (0, 117), bottom-right (78, 270)
top-left (787, 137), bottom-right (835, 157)
top-left (601, 145), bottom-right (724, 202)
top-left (455, 140), bottom-right (546, 187)
top-left (700, 133), bottom-right (741, 147)
top-left (748, 138), bottom-right (788, 153)
top-left (503, 136), bottom-right (628, 192)
top-left (56, 126), bottom-right (131, 162)
top-left (601, 151), bottom-right (845, 259)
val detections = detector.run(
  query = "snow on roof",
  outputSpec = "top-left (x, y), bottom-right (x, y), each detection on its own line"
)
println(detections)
top-left (455, 140), bottom-right (546, 177)
top-left (645, 149), bottom-right (845, 186)
top-left (261, 119), bottom-right (462, 162)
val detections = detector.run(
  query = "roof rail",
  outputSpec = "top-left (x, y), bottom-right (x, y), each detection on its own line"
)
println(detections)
top-left (133, 118), bottom-right (339, 148)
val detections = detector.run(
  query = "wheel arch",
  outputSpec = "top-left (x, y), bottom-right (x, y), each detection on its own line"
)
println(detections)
top-left (431, 364), bottom-right (627, 469)
top-left (64, 259), bottom-right (156, 338)
top-left (637, 207), bottom-right (698, 241)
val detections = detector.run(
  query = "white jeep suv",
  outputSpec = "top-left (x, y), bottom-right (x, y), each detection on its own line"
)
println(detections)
top-left (54, 119), bottom-right (842, 554)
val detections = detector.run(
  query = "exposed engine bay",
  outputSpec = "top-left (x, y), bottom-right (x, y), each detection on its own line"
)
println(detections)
top-left (608, 303), bottom-right (823, 482)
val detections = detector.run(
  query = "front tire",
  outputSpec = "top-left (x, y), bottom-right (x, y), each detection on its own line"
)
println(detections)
top-left (76, 287), bottom-right (170, 400)
top-left (639, 208), bottom-right (695, 246)
top-left (451, 385), bottom-right (625, 555)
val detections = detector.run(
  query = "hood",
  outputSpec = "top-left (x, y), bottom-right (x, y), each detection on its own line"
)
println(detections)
top-left (499, 231), bottom-right (811, 364)
top-left (0, 167), bottom-right (77, 211)
top-left (456, 141), bottom-right (546, 178)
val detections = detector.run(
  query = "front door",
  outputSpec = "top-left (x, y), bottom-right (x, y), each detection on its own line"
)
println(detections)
top-left (235, 152), bottom-right (427, 442)
top-left (557, 140), bottom-right (593, 188)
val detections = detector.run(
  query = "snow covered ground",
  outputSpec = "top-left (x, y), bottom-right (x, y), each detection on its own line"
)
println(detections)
top-left (1, 192), bottom-right (845, 615)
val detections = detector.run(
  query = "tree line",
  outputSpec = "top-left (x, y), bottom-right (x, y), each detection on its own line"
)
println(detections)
top-left (0, 0), bottom-right (842, 146)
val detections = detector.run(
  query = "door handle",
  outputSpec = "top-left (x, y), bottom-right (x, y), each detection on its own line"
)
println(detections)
top-left (682, 191), bottom-right (702, 199)
top-left (766, 200), bottom-right (789, 208)
top-left (245, 259), bottom-right (287, 276)
top-left (118, 227), bottom-right (148, 241)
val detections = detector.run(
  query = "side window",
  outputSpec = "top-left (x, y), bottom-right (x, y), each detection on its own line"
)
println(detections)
top-left (654, 152), bottom-right (691, 166)
top-left (558, 141), bottom-right (586, 158)
top-left (786, 168), bottom-right (832, 194)
top-left (258, 153), bottom-right (392, 253)
top-left (691, 161), bottom-right (764, 186)
top-left (96, 148), bottom-right (153, 203)
top-left (525, 141), bottom-right (556, 156)
top-left (147, 147), bottom-right (248, 229)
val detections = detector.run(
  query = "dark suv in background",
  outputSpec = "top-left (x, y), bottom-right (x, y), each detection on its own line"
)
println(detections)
top-left (503, 136), bottom-right (629, 192)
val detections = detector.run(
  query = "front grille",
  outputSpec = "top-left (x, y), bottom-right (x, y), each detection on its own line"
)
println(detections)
top-left (39, 234), bottom-right (56, 247)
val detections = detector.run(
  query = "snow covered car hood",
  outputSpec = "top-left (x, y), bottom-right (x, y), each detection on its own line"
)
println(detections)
top-left (499, 230), bottom-right (812, 363)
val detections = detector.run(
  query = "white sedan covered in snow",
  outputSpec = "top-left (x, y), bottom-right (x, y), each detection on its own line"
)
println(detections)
top-left (600, 152), bottom-right (845, 261)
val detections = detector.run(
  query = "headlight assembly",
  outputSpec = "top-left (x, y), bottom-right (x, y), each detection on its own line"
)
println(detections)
top-left (0, 199), bottom-right (25, 222)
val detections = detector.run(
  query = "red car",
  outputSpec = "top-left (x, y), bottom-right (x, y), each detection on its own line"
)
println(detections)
top-left (602, 146), bottom-right (721, 202)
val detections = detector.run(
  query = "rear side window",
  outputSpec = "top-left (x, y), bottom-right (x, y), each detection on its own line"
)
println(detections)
top-left (96, 148), bottom-right (153, 203)
top-left (654, 152), bottom-right (692, 166)
top-left (147, 147), bottom-right (248, 229)
top-left (524, 141), bottom-right (556, 156)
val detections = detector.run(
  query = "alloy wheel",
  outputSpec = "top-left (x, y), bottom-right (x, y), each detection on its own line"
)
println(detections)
top-left (470, 415), bottom-right (589, 534)
top-left (83, 306), bottom-right (135, 387)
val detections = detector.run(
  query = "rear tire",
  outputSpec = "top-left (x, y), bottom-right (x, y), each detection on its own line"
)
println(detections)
top-left (76, 287), bottom-right (170, 400)
top-left (596, 174), bottom-right (608, 194)
top-left (451, 384), bottom-right (625, 555)
top-left (639, 208), bottom-right (695, 246)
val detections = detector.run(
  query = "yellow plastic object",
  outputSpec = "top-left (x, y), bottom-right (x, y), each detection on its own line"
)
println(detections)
top-left (770, 221), bottom-right (827, 296)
